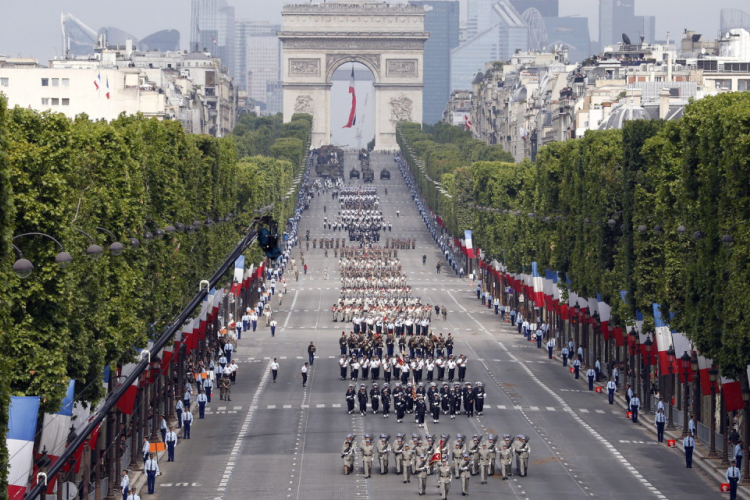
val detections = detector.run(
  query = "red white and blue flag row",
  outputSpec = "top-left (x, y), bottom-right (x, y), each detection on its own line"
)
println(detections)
top-left (483, 258), bottom-right (746, 410)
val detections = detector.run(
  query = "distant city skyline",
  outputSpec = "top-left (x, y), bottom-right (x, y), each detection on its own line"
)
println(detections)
top-left (3, 1), bottom-right (750, 63)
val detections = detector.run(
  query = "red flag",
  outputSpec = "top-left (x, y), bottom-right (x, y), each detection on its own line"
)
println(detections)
top-left (343, 67), bottom-right (356, 128)
top-left (429, 451), bottom-right (441, 464)
top-left (464, 115), bottom-right (472, 131)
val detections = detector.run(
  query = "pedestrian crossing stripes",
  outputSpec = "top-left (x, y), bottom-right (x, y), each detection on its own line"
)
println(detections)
top-left (204, 405), bottom-right (243, 415)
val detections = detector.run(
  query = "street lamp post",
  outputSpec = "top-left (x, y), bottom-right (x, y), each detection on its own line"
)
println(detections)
top-left (667, 346), bottom-right (676, 429)
top-left (708, 366), bottom-right (719, 458)
top-left (150, 358), bottom-right (161, 442)
top-left (643, 334), bottom-right (653, 412)
top-left (743, 388), bottom-right (750, 484)
top-left (681, 351), bottom-right (691, 436)
top-left (691, 352), bottom-right (700, 426)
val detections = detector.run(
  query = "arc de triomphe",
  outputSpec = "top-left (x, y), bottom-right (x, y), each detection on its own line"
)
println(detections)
top-left (279, 2), bottom-right (427, 150)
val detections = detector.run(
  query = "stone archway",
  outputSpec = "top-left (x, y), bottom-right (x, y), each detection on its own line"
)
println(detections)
top-left (279, 2), bottom-right (427, 150)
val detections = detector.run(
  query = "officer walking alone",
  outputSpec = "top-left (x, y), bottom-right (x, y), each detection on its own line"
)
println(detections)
top-left (301, 362), bottom-right (309, 387)
top-left (144, 453), bottom-right (159, 494)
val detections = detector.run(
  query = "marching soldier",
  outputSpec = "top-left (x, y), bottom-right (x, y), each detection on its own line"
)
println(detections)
top-left (478, 441), bottom-right (492, 484)
top-left (438, 457), bottom-right (452, 500)
top-left (486, 434), bottom-right (497, 475)
top-left (395, 392), bottom-right (406, 423)
top-left (342, 434), bottom-right (356, 475)
top-left (377, 434), bottom-right (391, 474)
top-left (370, 383), bottom-right (381, 414)
top-left (358, 384), bottom-right (369, 416)
top-left (415, 394), bottom-right (427, 428)
top-left (451, 435), bottom-right (466, 478)
top-left (474, 382), bottom-right (485, 415)
top-left (339, 355), bottom-right (349, 380)
top-left (415, 454), bottom-right (429, 495)
top-left (393, 434), bottom-right (405, 474)
top-left (499, 442), bottom-right (513, 480)
top-left (459, 454), bottom-right (471, 496)
top-left (402, 443), bottom-right (415, 483)
top-left (468, 435), bottom-right (481, 476)
top-left (220, 375), bottom-right (231, 401)
top-left (515, 435), bottom-right (530, 477)
top-left (381, 384), bottom-right (391, 418)
top-left (345, 384), bottom-right (356, 414)
top-left (359, 435), bottom-right (375, 478)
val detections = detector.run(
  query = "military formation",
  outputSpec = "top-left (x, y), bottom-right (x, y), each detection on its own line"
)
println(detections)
top-left (343, 379), bottom-right (485, 422)
top-left (342, 432), bottom-right (530, 497)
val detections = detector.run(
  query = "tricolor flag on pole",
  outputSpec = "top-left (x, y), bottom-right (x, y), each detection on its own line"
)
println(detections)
top-left (531, 262), bottom-right (544, 305)
top-left (343, 66), bottom-right (357, 128)
top-left (7, 396), bottom-right (41, 500)
top-left (106, 77), bottom-right (110, 99)
top-left (464, 230), bottom-right (474, 258)
top-left (464, 114), bottom-right (472, 131)
top-left (93, 72), bottom-right (101, 90)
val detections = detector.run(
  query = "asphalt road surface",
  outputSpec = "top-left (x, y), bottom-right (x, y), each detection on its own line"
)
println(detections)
top-left (150, 150), bottom-right (719, 500)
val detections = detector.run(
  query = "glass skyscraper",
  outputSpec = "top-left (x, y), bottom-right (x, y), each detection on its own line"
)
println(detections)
top-left (409, 1), bottom-right (460, 124)
top-left (235, 20), bottom-right (281, 113)
top-left (190, 0), bottom-right (235, 76)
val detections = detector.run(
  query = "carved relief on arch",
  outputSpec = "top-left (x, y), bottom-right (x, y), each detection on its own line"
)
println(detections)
top-left (326, 53), bottom-right (381, 82)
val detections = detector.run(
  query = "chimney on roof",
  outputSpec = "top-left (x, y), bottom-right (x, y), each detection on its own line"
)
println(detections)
top-left (659, 88), bottom-right (671, 120)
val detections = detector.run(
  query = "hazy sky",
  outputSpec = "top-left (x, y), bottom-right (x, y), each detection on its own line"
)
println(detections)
top-left (1, 1), bottom-right (749, 61)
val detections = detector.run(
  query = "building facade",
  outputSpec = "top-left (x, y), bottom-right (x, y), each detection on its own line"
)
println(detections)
top-left (0, 47), bottom-right (236, 137)
top-left (409, 0), bottom-right (460, 124)
top-left (599, 0), bottom-right (655, 46)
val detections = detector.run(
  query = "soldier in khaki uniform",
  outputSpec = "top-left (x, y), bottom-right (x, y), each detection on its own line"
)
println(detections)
top-left (499, 442), bottom-right (513, 480)
top-left (377, 434), bottom-right (391, 474)
top-left (459, 454), bottom-right (471, 496)
top-left (359, 435), bottom-right (375, 478)
top-left (392, 434), bottom-right (405, 474)
top-left (415, 454), bottom-right (429, 495)
top-left (401, 444), bottom-right (414, 483)
top-left (451, 435), bottom-right (466, 478)
top-left (438, 458), bottom-right (452, 500)
top-left (516, 436), bottom-right (530, 477)
top-left (478, 441), bottom-right (492, 484)
top-left (220, 376), bottom-right (231, 401)
top-left (342, 434), bottom-right (356, 475)
top-left (486, 434), bottom-right (497, 476)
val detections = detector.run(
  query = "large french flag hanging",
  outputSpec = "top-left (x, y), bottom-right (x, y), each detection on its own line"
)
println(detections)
top-left (116, 355), bottom-right (142, 415)
top-left (723, 375), bottom-right (744, 412)
top-left (38, 379), bottom-right (75, 488)
top-left (231, 256), bottom-right (245, 296)
top-left (343, 66), bottom-right (356, 128)
top-left (531, 263), bottom-right (544, 305)
top-left (653, 303), bottom-right (673, 375)
top-left (464, 230), bottom-right (474, 258)
top-left (7, 396), bottom-right (41, 500)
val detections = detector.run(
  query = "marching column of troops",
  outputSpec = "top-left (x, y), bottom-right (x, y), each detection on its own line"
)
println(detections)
top-left (343, 432), bottom-right (530, 498)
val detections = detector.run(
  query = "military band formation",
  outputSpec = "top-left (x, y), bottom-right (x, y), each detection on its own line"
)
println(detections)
top-left (342, 432), bottom-right (530, 498)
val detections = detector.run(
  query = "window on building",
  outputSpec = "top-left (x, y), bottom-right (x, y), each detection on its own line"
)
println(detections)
top-left (715, 79), bottom-right (732, 90)
top-left (62, 98), bottom-right (70, 106)
top-left (739, 80), bottom-right (750, 91)
top-left (62, 78), bottom-right (70, 87)
top-left (51, 98), bottom-right (59, 105)
top-left (51, 78), bottom-right (59, 86)
top-left (0, 77), bottom-right (8, 87)
top-left (41, 97), bottom-right (49, 105)
top-left (41, 78), bottom-right (49, 86)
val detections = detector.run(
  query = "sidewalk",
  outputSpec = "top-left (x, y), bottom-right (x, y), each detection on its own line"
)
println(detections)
top-left (554, 344), bottom-right (750, 499)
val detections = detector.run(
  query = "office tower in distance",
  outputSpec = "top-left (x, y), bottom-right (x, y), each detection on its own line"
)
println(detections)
top-left (452, 0), bottom-right (527, 91)
top-left (191, 0), bottom-right (235, 75)
top-left (235, 20), bottom-right (281, 113)
top-left (409, 1), bottom-right (460, 124)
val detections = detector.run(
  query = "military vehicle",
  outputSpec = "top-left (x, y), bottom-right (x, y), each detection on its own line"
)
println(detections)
top-left (349, 167), bottom-right (360, 179)
top-left (314, 146), bottom-right (344, 178)
top-left (380, 168), bottom-right (391, 180)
